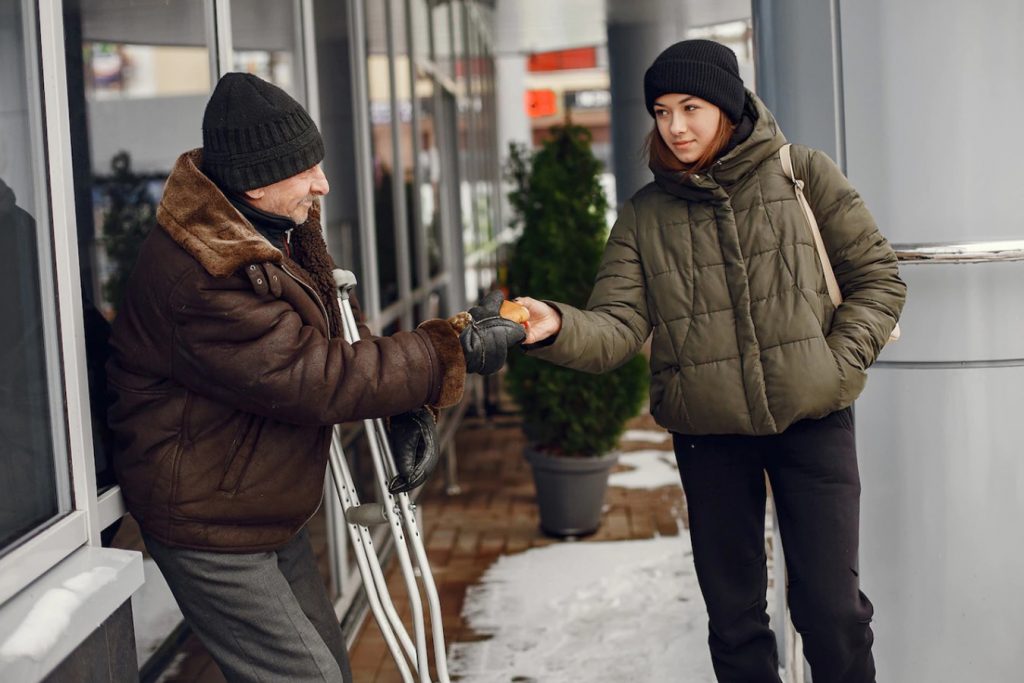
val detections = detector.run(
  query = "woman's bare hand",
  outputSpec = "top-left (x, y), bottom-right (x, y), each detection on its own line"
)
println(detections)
top-left (515, 297), bottom-right (562, 345)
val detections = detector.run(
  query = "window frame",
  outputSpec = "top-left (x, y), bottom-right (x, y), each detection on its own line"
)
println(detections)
top-left (0, 0), bottom-right (96, 606)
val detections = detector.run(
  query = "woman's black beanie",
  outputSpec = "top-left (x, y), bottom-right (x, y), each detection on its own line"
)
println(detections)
top-left (202, 72), bottom-right (324, 192)
top-left (643, 39), bottom-right (745, 123)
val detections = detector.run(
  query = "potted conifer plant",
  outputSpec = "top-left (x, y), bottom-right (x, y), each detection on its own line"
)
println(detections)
top-left (505, 125), bottom-right (648, 537)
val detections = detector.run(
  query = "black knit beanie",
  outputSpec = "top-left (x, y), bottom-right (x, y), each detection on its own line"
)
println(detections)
top-left (643, 39), bottom-right (745, 123)
top-left (202, 73), bottom-right (324, 192)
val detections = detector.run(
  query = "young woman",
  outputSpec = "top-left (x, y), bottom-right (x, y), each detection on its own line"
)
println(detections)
top-left (517, 39), bottom-right (905, 682)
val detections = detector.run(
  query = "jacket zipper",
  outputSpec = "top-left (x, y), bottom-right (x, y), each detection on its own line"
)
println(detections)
top-left (280, 263), bottom-right (332, 340)
top-left (279, 262), bottom-right (337, 532)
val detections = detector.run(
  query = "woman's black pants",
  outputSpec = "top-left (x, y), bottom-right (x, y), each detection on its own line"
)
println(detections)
top-left (673, 407), bottom-right (875, 683)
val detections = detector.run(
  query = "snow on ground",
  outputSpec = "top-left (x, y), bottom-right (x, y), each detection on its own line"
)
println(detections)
top-left (450, 534), bottom-right (779, 683)
top-left (611, 428), bottom-right (680, 490)
top-left (609, 449), bottom-right (681, 490)
top-left (448, 429), bottom-right (779, 682)
top-left (132, 559), bottom-right (183, 668)
top-left (620, 429), bottom-right (672, 444)
top-left (449, 535), bottom-right (732, 682)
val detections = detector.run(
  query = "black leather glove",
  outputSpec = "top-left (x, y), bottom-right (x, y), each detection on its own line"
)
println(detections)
top-left (387, 408), bottom-right (439, 493)
top-left (459, 291), bottom-right (527, 375)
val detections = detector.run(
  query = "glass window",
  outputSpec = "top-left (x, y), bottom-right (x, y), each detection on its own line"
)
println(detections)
top-left (302, 0), bottom-right (379, 621)
top-left (416, 71), bottom-right (444, 277)
top-left (0, 0), bottom-right (70, 552)
top-left (409, 0), bottom-right (430, 65)
top-left (72, 0), bottom-right (210, 315)
top-left (430, 0), bottom-right (453, 80)
top-left (472, 30), bottom-right (493, 250)
top-left (64, 0), bottom-right (211, 498)
top-left (391, 0), bottom-right (418, 290)
top-left (365, 0), bottom-right (401, 309)
top-left (312, 0), bottom-right (363, 289)
top-left (64, 0), bottom-right (211, 663)
top-left (484, 46), bottom-right (499, 239)
top-left (414, 286), bottom-right (444, 327)
top-left (453, 3), bottom-right (475, 261)
top-left (231, 0), bottom-right (307, 103)
top-left (435, 86), bottom-right (461, 308)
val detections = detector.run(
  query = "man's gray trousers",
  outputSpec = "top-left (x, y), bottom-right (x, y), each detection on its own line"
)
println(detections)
top-left (145, 527), bottom-right (353, 683)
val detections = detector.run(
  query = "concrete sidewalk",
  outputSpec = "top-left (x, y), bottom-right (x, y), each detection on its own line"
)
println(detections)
top-left (348, 410), bottom-right (686, 682)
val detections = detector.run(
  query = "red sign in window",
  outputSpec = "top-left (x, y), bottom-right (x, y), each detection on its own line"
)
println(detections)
top-left (526, 89), bottom-right (558, 118)
top-left (527, 47), bottom-right (597, 72)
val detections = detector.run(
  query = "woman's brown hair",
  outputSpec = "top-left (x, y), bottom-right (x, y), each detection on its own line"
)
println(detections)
top-left (645, 111), bottom-right (736, 177)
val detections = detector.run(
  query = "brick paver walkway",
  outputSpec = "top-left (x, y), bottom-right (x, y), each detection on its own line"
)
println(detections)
top-left (348, 410), bottom-right (684, 682)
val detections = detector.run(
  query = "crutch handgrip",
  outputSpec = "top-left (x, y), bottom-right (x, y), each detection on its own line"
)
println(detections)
top-left (345, 502), bottom-right (388, 527)
top-left (332, 268), bottom-right (358, 298)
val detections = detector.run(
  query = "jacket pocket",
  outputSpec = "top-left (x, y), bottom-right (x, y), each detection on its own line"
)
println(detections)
top-left (168, 391), bottom-right (193, 507)
top-left (649, 365), bottom-right (676, 416)
top-left (650, 369), bottom-right (692, 433)
top-left (217, 414), bottom-right (257, 493)
top-left (831, 349), bottom-right (868, 410)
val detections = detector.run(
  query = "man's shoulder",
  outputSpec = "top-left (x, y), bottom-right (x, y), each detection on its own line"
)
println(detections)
top-left (158, 149), bottom-right (282, 278)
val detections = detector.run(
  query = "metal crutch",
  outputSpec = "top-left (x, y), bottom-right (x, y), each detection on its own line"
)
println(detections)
top-left (327, 269), bottom-right (452, 683)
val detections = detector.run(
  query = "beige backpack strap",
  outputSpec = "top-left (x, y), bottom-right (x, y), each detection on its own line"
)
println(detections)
top-left (780, 144), bottom-right (843, 308)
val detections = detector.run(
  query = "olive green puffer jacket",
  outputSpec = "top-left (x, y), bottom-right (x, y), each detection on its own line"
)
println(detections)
top-left (528, 92), bottom-right (906, 436)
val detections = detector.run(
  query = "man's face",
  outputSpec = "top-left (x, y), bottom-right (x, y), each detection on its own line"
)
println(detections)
top-left (244, 164), bottom-right (330, 224)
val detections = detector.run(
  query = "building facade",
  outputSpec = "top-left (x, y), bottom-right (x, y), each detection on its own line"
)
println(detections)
top-left (0, 0), bottom-right (500, 679)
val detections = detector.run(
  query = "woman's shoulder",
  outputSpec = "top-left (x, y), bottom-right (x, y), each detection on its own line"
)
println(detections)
top-left (785, 143), bottom-right (844, 167)
top-left (630, 181), bottom-right (685, 207)
top-left (630, 182), bottom-right (662, 203)
top-left (773, 143), bottom-right (847, 184)
top-left (624, 183), bottom-right (683, 222)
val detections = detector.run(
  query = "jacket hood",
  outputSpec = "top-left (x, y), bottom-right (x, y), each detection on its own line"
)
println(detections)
top-left (158, 149), bottom-right (323, 278)
top-left (650, 90), bottom-right (787, 201)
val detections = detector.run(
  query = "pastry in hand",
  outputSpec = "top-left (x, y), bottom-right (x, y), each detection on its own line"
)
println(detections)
top-left (500, 299), bottom-right (530, 326)
top-left (447, 295), bottom-right (530, 333)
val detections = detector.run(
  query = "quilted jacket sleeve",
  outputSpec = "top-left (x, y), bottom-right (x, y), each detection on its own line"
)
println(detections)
top-left (798, 146), bottom-right (907, 402)
top-left (526, 199), bottom-right (652, 373)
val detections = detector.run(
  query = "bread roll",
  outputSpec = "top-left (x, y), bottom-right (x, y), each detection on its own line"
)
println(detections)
top-left (500, 299), bottom-right (530, 325)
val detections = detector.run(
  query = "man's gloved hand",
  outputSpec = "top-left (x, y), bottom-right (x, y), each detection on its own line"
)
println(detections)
top-left (387, 408), bottom-right (439, 494)
top-left (455, 291), bottom-right (527, 375)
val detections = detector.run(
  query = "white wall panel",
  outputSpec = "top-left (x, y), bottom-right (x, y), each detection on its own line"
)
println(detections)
top-left (841, 0), bottom-right (1024, 245)
top-left (756, 2), bottom-right (1024, 679)
top-left (878, 261), bottom-right (1024, 364)
top-left (857, 367), bottom-right (1024, 681)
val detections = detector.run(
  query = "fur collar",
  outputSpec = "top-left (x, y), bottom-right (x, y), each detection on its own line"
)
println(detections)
top-left (158, 149), bottom-right (301, 278)
top-left (158, 149), bottom-right (341, 336)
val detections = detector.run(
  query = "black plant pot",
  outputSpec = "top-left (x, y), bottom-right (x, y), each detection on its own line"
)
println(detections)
top-left (524, 447), bottom-right (619, 537)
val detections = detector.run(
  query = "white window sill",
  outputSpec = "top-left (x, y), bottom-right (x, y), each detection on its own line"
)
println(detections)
top-left (0, 546), bottom-right (144, 682)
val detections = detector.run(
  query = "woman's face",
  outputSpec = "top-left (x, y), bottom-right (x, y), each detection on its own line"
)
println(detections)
top-left (653, 93), bottom-right (723, 166)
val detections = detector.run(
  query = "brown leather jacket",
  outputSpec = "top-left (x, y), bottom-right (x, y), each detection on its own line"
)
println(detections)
top-left (108, 150), bottom-right (464, 551)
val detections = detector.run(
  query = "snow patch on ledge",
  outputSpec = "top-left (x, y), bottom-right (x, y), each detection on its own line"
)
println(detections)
top-left (0, 567), bottom-right (118, 661)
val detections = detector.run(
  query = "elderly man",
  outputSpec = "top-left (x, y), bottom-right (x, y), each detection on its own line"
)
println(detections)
top-left (107, 73), bottom-right (523, 682)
